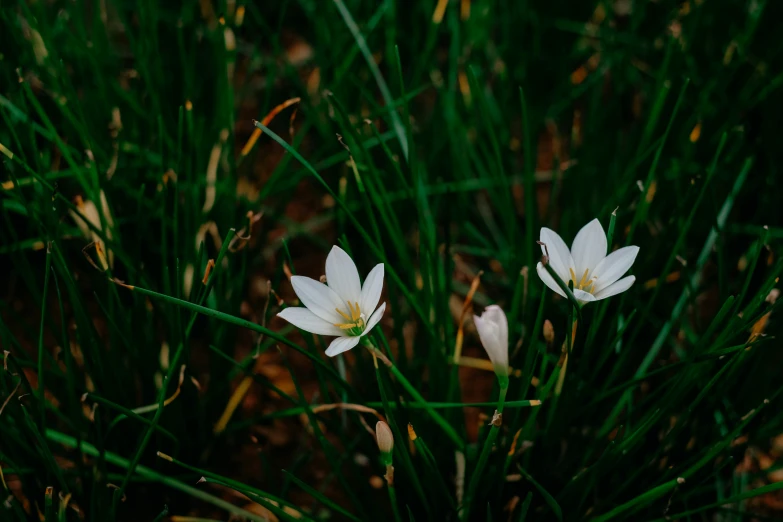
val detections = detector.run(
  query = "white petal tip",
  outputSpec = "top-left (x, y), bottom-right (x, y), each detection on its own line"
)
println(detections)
top-left (330, 245), bottom-right (348, 255)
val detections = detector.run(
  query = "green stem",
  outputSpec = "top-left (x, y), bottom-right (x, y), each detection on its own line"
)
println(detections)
top-left (37, 245), bottom-right (53, 433)
top-left (113, 229), bottom-right (236, 511)
top-left (364, 340), bottom-right (464, 449)
top-left (540, 262), bottom-right (583, 321)
top-left (44, 485), bottom-right (54, 522)
top-left (546, 311), bottom-right (578, 435)
top-left (519, 87), bottom-right (536, 273)
top-left (410, 426), bottom-right (457, 508)
top-left (555, 313), bottom-right (578, 396)
top-left (367, 400), bottom-right (538, 409)
top-left (156, 452), bottom-right (309, 520)
top-left (460, 380), bottom-right (509, 520)
top-left (372, 349), bottom-right (431, 511)
top-left (44, 430), bottom-right (269, 522)
top-left (387, 481), bottom-right (403, 522)
top-left (120, 276), bottom-right (348, 390)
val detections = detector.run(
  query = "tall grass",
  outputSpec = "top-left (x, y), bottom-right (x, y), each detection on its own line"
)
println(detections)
top-left (1, 0), bottom-right (783, 520)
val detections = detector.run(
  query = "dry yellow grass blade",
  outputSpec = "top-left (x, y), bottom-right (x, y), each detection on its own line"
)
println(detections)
top-left (432, 0), bottom-right (449, 23)
top-left (453, 269), bottom-right (483, 362)
top-left (240, 97), bottom-right (301, 157)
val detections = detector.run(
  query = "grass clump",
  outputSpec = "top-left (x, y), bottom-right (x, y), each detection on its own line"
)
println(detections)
top-left (1, 0), bottom-right (783, 520)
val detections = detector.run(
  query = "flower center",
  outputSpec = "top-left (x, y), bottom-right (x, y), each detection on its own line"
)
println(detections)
top-left (334, 301), bottom-right (366, 336)
top-left (569, 268), bottom-right (596, 293)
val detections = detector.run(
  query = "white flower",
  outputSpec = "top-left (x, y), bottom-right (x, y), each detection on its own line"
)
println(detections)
top-left (473, 305), bottom-right (509, 377)
top-left (536, 218), bottom-right (639, 305)
top-left (277, 246), bottom-right (385, 357)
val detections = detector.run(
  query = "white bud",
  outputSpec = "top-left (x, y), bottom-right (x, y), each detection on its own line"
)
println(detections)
top-left (375, 421), bottom-right (394, 455)
top-left (473, 305), bottom-right (509, 378)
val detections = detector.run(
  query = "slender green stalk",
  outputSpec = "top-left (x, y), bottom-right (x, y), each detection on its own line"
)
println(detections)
top-left (539, 261), bottom-right (583, 321)
top-left (367, 400), bottom-right (538, 410)
top-left (44, 487), bottom-right (54, 522)
top-left (460, 378), bottom-right (509, 520)
top-left (371, 347), bottom-right (430, 510)
top-left (409, 424), bottom-right (456, 508)
top-left (627, 79), bottom-right (690, 244)
top-left (45, 430), bottom-right (269, 522)
top-left (256, 400), bottom-right (540, 421)
top-left (84, 393), bottom-right (179, 445)
top-left (555, 310), bottom-right (578, 396)
top-left (112, 229), bottom-right (237, 510)
top-left (519, 87), bottom-right (536, 272)
top-left (21, 406), bottom-right (69, 494)
top-left (121, 281), bottom-right (348, 388)
top-left (332, 0), bottom-right (408, 159)
top-left (606, 208), bottom-right (618, 247)
top-left (283, 471), bottom-right (362, 522)
top-left (151, 505), bottom-right (169, 522)
top-left (509, 267), bottom-right (528, 329)
top-left (387, 481), bottom-right (404, 522)
top-left (517, 492), bottom-right (533, 521)
top-left (155, 452), bottom-right (308, 519)
top-left (37, 244), bottom-right (52, 433)
top-left (365, 340), bottom-right (464, 449)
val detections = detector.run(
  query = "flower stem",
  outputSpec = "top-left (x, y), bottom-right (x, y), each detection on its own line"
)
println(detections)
top-left (555, 316), bottom-right (578, 396)
top-left (387, 478), bottom-right (403, 522)
top-left (460, 379), bottom-right (509, 521)
top-left (539, 260), bottom-right (583, 321)
top-left (545, 312), bottom-right (578, 436)
top-left (363, 340), bottom-right (464, 449)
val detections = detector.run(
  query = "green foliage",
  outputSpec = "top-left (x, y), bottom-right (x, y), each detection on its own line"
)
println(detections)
top-left (1, 0), bottom-right (783, 520)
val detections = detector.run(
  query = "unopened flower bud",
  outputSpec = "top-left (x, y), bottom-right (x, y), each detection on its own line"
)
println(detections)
top-left (543, 320), bottom-right (555, 345)
top-left (375, 421), bottom-right (394, 455)
top-left (473, 305), bottom-right (509, 380)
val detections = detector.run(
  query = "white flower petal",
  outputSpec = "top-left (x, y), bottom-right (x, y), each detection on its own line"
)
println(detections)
top-left (481, 305), bottom-right (508, 350)
top-left (277, 308), bottom-right (343, 336)
top-left (536, 262), bottom-right (567, 298)
top-left (593, 275), bottom-right (636, 300)
top-left (325, 336), bottom-right (361, 357)
top-left (360, 302), bottom-right (386, 336)
top-left (540, 228), bottom-right (575, 281)
top-left (473, 314), bottom-right (497, 352)
top-left (359, 263), bottom-right (384, 316)
top-left (325, 246), bottom-right (362, 304)
top-left (291, 276), bottom-right (346, 323)
top-left (474, 305), bottom-right (509, 376)
top-left (573, 289), bottom-right (597, 304)
top-left (326, 246), bottom-right (362, 303)
top-left (571, 218), bottom-right (607, 279)
top-left (591, 246), bottom-right (640, 293)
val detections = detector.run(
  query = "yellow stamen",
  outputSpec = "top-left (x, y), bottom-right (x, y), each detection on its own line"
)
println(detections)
top-left (347, 301), bottom-right (361, 321)
top-left (578, 269), bottom-right (590, 289)
top-left (333, 301), bottom-right (364, 330)
top-left (568, 267), bottom-right (596, 294)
